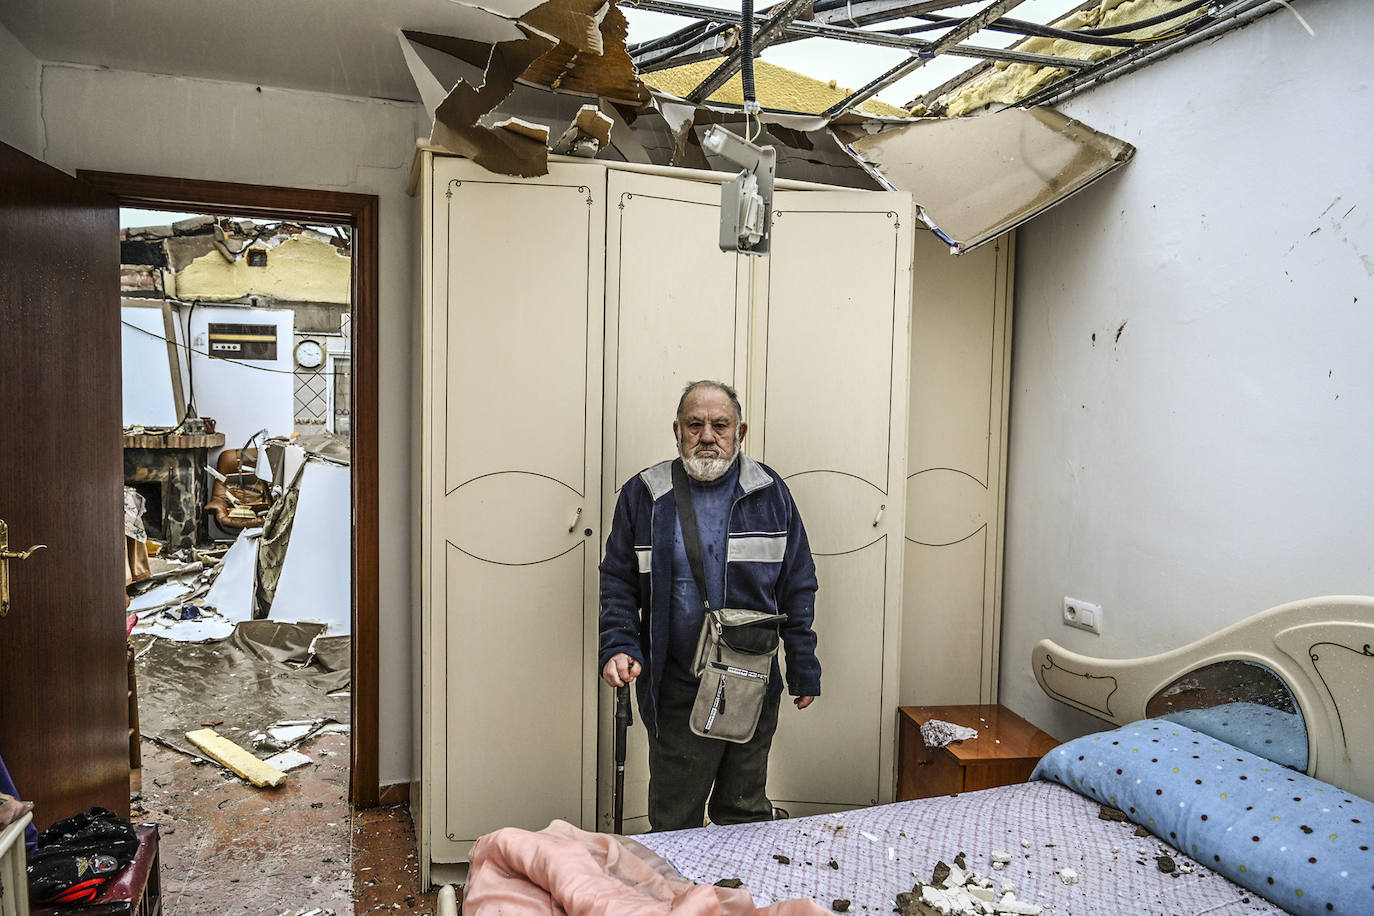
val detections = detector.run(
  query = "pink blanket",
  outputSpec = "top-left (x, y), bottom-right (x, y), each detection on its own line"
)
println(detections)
top-left (464, 820), bottom-right (830, 915)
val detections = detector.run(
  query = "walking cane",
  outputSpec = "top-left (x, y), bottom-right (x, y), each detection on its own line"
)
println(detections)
top-left (613, 682), bottom-right (633, 834)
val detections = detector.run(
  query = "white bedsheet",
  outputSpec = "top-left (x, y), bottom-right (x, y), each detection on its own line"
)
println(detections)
top-left (637, 781), bottom-right (1288, 915)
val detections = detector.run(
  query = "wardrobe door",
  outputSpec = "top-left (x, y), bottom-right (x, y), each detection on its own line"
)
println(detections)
top-left (751, 190), bottom-right (914, 812)
top-left (423, 157), bottom-right (605, 862)
top-left (903, 233), bottom-right (1015, 705)
top-left (598, 169), bottom-right (751, 834)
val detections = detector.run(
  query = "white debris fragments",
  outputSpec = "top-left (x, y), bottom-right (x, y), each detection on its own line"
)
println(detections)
top-left (895, 856), bottom-right (1043, 916)
top-left (1058, 868), bottom-right (1079, 885)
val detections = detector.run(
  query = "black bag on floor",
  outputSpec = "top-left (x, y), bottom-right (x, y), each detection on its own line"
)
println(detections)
top-left (27, 806), bottom-right (139, 905)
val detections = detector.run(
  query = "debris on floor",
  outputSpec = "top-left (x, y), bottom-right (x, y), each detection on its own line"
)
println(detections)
top-left (133, 628), bottom-right (348, 762)
top-left (133, 735), bottom-right (436, 914)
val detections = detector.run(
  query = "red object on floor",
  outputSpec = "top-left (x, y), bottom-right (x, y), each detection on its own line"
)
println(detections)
top-left (32, 824), bottom-right (161, 916)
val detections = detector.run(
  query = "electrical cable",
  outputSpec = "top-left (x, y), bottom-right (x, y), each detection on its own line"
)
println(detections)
top-left (740, 0), bottom-right (760, 140)
top-left (1078, 0), bottom-right (1216, 35)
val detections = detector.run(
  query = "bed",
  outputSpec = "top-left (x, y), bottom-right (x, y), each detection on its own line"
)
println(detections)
top-left (464, 595), bottom-right (1374, 915)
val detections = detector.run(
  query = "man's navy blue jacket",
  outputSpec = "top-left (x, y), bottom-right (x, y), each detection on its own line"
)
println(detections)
top-left (598, 455), bottom-right (821, 737)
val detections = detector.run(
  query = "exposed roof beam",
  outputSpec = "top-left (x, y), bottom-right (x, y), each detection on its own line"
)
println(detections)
top-left (631, 0), bottom-right (1089, 74)
top-left (822, 0), bottom-right (1029, 119)
top-left (632, 0), bottom-right (975, 69)
top-left (685, 0), bottom-right (812, 103)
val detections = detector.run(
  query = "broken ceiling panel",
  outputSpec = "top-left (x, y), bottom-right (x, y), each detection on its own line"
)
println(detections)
top-left (427, 32), bottom-right (560, 176)
top-left (837, 106), bottom-right (1134, 252)
top-left (520, 3), bottom-right (650, 105)
top-left (403, 0), bottom-right (649, 176)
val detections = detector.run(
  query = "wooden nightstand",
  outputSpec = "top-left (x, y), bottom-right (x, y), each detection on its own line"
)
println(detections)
top-left (897, 704), bottom-right (1059, 801)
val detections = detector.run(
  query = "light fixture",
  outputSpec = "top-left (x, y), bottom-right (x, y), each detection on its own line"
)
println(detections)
top-left (702, 124), bottom-right (775, 256)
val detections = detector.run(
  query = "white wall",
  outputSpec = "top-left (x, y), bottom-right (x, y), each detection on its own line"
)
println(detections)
top-left (188, 305), bottom-right (296, 453)
top-left (0, 20), bottom-right (42, 158)
top-left (122, 303), bottom-right (183, 427)
top-left (33, 62), bottom-right (428, 786)
top-left (1001, 0), bottom-right (1374, 742)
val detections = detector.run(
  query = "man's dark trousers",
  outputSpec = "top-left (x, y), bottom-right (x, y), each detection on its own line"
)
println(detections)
top-left (645, 681), bottom-right (781, 831)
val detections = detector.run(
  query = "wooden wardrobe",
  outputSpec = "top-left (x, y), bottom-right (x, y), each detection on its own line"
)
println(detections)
top-left (415, 152), bottom-right (1012, 882)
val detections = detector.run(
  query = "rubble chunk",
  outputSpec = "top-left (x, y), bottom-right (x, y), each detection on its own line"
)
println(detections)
top-left (831, 900), bottom-right (851, 913)
top-left (1058, 867), bottom-right (1079, 885)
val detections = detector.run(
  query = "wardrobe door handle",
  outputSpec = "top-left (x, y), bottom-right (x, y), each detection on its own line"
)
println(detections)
top-left (568, 507), bottom-right (583, 533)
top-left (872, 504), bottom-right (885, 528)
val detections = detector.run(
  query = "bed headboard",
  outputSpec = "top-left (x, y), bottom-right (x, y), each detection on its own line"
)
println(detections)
top-left (1032, 595), bottom-right (1374, 802)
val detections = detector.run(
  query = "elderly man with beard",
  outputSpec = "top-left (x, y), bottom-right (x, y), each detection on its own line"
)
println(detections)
top-left (599, 380), bottom-right (820, 831)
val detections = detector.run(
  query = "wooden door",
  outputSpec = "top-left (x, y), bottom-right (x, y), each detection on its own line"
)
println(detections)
top-left (421, 156), bottom-right (605, 864)
top-left (0, 142), bottom-right (130, 827)
top-left (753, 189), bottom-right (914, 812)
top-left (598, 168), bottom-right (751, 834)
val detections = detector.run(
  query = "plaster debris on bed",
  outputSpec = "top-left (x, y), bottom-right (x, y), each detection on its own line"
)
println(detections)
top-left (896, 856), bottom-right (1043, 916)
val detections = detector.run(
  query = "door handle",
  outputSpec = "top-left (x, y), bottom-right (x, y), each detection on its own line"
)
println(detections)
top-left (0, 518), bottom-right (47, 618)
top-left (567, 506), bottom-right (583, 534)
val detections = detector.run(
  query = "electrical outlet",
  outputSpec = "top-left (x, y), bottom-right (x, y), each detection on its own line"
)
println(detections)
top-left (1063, 597), bottom-right (1103, 634)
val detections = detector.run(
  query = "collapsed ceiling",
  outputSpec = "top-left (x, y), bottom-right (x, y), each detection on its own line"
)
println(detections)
top-left (1, 0), bottom-right (1295, 248)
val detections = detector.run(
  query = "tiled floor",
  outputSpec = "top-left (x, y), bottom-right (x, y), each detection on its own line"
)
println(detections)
top-left (132, 733), bottom-right (443, 914)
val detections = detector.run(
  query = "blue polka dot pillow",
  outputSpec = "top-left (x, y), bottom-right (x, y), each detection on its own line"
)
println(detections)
top-left (1031, 719), bottom-right (1374, 916)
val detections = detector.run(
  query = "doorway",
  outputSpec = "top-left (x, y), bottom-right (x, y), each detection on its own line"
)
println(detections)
top-left (80, 170), bottom-right (381, 807)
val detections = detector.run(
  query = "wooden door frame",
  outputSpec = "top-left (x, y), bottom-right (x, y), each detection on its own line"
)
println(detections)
top-left (78, 171), bottom-right (381, 807)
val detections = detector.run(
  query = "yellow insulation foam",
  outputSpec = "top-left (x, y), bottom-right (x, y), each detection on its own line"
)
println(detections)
top-left (642, 58), bottom-right (913, 119)
top-left (940, 0), bottom-right (1205, 117)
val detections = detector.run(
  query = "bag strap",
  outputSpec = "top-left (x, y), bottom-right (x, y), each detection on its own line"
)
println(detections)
top-left (670, 458), bottom-right (713, 615)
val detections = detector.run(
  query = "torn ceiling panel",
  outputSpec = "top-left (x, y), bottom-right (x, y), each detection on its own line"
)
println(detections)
top-left (427, 31), bottom-right (560, 177)
top-left (837, 106), bottom-right (1134, 253)
top-left (520, 3), bottom-right (650, 105)
top-left (404, 0), bottom-right (649, 105)
top-left (403, 0), bottom-right (650, 177)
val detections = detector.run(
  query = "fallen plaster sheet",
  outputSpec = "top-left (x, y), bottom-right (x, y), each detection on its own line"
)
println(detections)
top-left (230, 619), bottom-right (351, 695)
top-left (133, 621), bottom-right (349, 762)
top-left (201, 529), bottom-right (259, 624)
top-left (133, 604), bottom-right (238, 643)
top-left (128, 574), bottom-right (202, 614)
top-left (262, 750), bottom-right (313, 773)
top-left (132, 535), bottom-right (258, 641)
top-left (837, 106), bottom-right (1134, 253)
top-left (268, 459), bottom-right (352, 635)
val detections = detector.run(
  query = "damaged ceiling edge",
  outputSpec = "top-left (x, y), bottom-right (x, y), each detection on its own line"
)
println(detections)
top-left (837, 106), bottom-right (1136, 254)
top-left (400, 0), bottom-right (1138, 254)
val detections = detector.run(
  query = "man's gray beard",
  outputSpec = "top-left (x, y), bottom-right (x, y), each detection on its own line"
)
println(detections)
top-left (679, 436), bottom-right (740, 482)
